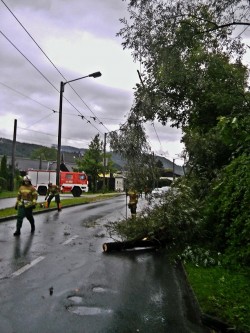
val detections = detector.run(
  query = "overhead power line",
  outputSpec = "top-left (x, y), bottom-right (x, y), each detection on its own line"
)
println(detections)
top-left (0, 29), bottom-right (105, 135)
top-left (1, 0), bottom-right (110, 133)
top-left (151, 122), bottom-right (163, 151)
top-left (0, 81), bottom-right (54, 111)
top-left (0, 29), bottom-right (58, 92)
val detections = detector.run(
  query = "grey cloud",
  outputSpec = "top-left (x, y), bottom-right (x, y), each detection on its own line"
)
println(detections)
top-left (0, 0), bottom-right (183, 154)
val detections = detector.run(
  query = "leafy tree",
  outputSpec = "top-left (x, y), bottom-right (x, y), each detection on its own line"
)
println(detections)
top-left (118, 0), bottom-right (247, 126)
top-left (203, 154), bottom-right (250, 266)
top-left (0, 155), bottom-right (11, 190)
top-left (114, 0), bottom-right (249, 175)
top-left (216, 113), bottom-right (250, 156)
top-left (0, 155), bottom-right (8, 180)
top-left (75, 134), bottom-right (104, 192)
top-left (117, 0), bottom-right (249, 184)
top-left (31, 147), bottom-right (57, 160)
top-left (109, 114), bottom-right (152, 190)
top-left (109, 0), bottom-right (250, 267)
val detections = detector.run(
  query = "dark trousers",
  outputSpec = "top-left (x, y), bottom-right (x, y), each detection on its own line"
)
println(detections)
top-left (16, 206), bottom-right (35, 231)
top-left (47, 194), bottom-right (60, 208)
top-left (48, 194), bottom-right (60, 208)
top-left (130, 203), bottom-right (137, 214)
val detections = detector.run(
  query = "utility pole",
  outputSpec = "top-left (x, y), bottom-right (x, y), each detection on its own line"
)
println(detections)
top-left (103, 132), bottom-right (107, 192)
top-left (56, 81), bottom-right (64, 186)
top-left (173, 158), bottom-right (175, 181)
top-left (152, 152), bottom-right (155, 189)
top-left (11, 119), bottom-right (17, 191)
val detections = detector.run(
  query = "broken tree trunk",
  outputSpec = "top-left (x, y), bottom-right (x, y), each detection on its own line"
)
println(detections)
top-left (102, 238), bottom-right (163, 253)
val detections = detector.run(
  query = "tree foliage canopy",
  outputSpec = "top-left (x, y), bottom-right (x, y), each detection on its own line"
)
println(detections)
top-left (75, 134), bottom-right (103, 191)
top-left (118, 0), bottom-right (249, 128)
top-left (110, 0), bottom-right (250, 267)
top-left (31, 147), bottom-right (57, 161)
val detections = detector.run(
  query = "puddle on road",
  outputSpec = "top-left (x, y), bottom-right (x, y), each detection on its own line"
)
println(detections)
top-left (92, 286), bottom-right (106, 293)
top-left (92, 286), bottom-right (118, 294)
top-left (68, 296), bottom-right (83, 304)
top-left (67, 306), bottom-right (113, 316)
top-left (67, 291), bottom-right (114, 316)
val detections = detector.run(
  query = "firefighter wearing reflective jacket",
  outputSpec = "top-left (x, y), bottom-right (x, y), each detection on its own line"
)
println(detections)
top-left (13, 175), bottom-right (38, 236)
top-left (127, 188), bottom-right (138, 219)
top-left (45, 183), bottom-right (61, 211)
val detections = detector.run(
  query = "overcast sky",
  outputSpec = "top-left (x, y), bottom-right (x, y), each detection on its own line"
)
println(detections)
top-left (0, 0), bottom-right (190, 162)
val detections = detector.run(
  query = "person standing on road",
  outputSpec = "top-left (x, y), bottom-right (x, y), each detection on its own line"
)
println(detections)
top-left (13, 175), bottom-right (38, 236)
top-left (45, 183), bottom-right (61, 211)
top-left (126, 188), bottom-right (138, 219)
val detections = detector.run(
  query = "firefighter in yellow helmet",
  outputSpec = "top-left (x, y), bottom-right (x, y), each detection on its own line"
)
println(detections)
top-left (13, 175), bottom-right (38, 236)
top-left (126, 187), bottom-right (138, 219)
top-left (45, 183), bottom-right (61, 211)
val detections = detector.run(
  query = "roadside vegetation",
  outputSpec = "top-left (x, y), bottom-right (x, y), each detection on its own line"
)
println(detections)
top-left (0, 191), bottom-right (119, 220)
top-left (106, 1), bottom-right (250, 332)
top-left (185, 264), bottom-right (250, 333)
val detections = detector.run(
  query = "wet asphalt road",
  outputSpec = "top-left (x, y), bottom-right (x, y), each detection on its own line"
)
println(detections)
top-left (0, 196), bottom-right (209, 333)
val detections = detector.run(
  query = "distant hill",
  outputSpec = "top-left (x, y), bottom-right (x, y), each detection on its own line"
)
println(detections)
top-left (0, 137), bottom-right (184, 175)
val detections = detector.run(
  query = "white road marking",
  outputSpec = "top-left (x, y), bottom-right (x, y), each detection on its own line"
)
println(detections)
top-left (8, 235), bottom-right (79, 278)
top-left (11, 256), bottom-right (45, 278)
top-left (63, 235), bottom-right (79, 245)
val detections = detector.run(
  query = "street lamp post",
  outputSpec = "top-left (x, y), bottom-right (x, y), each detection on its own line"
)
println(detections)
top-left (102, 132), bottom-right (107, 193)
top-left (56, 71), bottom-right (102, 186)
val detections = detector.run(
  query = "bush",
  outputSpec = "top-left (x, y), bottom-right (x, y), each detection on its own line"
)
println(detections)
top-left (108, 180), bottom-right (203, 250)
top-left (0, 177), bottom-right (7, 191)
top-left (203, 154), bottom-right (250, 266)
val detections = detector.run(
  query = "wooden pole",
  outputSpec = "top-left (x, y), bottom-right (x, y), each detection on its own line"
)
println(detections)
top-left (11, 119), bottom-right (17, 191)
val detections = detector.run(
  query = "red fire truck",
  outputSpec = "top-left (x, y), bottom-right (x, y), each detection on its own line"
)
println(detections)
top-left (27, 169), bottom-right (88, 197)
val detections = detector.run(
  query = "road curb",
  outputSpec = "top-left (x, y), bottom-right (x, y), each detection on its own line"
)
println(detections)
top-left (0, 202), bottom-right (87, 223)
top-left (0, 195), bottom-right (122, 223)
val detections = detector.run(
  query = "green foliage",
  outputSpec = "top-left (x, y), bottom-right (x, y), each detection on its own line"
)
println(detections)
top-left (115, 0), bottom-right (250, 272)
top-left (107, 17), bottom-right (250, 333)
top-left (0, 177), bottom-right (7, 191)
top-left (109, 115), bottom-right (153, 189)
top-left (183, 128), bottom-right (233, 192)
top-left (0, 155), bottom-right (8, 180)
top-left (180, 246), bottom-right (222, 268)
top-left (204, 155), bottom-right (250, 266)
top-left (108, 182), bottom-right (202, 249)
top-left (0, 190), bottom-right (18, 198)
top-left (30, 147), bottom-right (57, 160)
top-left (185, 264), bottom-right (250, 333)
top-left (217, 114), bottom-right (250, 156)
top-left (75, 134), bottom-right (104, 192)
top-left (0, 155), bottom-right (9, 191)
top-left (119, 0), bottom-right (246, 128)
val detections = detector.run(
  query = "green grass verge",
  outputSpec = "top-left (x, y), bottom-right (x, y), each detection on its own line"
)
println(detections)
top-left (0, 193), bottom-right (118, 219)
top-left (0, 190), bottom-right (18, 199)
top-left (184, 263), bottom-right (250, 333)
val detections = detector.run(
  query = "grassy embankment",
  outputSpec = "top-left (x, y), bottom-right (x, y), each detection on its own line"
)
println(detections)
top-left (0, 190), bottom-right (119, 219)
top-left (0, 191), bottom-right (249, 332)
top-left (185, 264), bottom-right (250, 333)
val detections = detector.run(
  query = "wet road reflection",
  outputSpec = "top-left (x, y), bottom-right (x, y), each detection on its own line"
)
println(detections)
top-left (0, 196), bottom-right (208, 333)
top-left (13, 234), bottom-right (34, 259)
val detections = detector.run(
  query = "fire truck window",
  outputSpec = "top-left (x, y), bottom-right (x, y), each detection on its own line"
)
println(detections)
top-left (79, 175), bottom-right (86, 180)
top-left (66, 174), bottom-right (73, 179)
